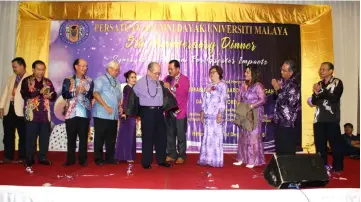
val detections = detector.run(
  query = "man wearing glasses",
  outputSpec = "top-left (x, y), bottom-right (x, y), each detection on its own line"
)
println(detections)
top-left (311, 62), bottom-right (344, 172)
top-left (133, 62), bottom-right (172, 169)
top-left (163, 60), bottom-right (190, 164)
top-left (62, 58), bottom-right (94, 166)
top-left (271, 60), bottom-right (300, 156)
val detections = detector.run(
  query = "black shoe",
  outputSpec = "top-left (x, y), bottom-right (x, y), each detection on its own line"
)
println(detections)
top-left (143, 165), bottom-right (152, 169)
top-left (105, 160), bottom-right (119, 164)
top-left (95, 161), bottom-right (103, 166)
top-left (158, 162), bottom-right (172, 168)
top-left (63, 161), bottom-right (75, 166)
top-left (39, 160), bottom-right (52, 165)
top-left (79, 162), bottom-right (88, 167)
top-left (24, 159), bottom-right (36, 167)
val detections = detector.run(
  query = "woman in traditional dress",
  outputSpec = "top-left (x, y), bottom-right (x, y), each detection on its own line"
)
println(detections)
top-left (114, 70), bottom-right (137, 162)
top-left (233, 65), bottom-right (266, 168)
top-left (198, 66), bottom-right (227, 167)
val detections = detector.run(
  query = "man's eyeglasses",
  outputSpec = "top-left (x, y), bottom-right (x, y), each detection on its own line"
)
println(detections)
top-left (152, 71), bottom-right (161, 76)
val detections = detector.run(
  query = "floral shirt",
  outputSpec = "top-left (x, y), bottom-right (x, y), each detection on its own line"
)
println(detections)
top-left (20, 75), bottom-right (57, 122)
top-left (62, 75), bottom-right (94, 120)
top-left (273, 76), bottom-right (300, 127)
top-left (201, 81), bottom-right (228, 117)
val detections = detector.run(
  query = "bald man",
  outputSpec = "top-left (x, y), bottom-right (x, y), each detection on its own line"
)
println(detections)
top-left (133, 62), bottom-right (172, 169)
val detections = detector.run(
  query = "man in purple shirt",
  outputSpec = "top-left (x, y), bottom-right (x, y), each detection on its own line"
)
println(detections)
top-left (163, 60), bottom-right (190, 164)
top-left (133, 62), bottom-right (172, 169)
top-left (272, 60), bottom-right (300, 155)
top-left (21, 60), bottom-right (57, 168)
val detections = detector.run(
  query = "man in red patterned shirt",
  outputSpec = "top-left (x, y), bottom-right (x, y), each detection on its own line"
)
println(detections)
top-left (20, 60), bottom-right (57, 168)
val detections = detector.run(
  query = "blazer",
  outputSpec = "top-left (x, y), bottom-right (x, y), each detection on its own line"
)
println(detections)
top-left (124, 85), bottom-right (139, 116)
top-left (0, 72), bottom-right (30, 117)
top-left (125, 80), bottom-right (178, 116)
top-left (233, 102), bottom-right (258, 132)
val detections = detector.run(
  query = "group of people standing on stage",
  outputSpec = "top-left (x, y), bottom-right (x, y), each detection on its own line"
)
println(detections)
top-left (0, 57), bottom-right (347, 173)
top-left (197, 61), bottom-right (301, 168)
top-left (0, 58), bottom-right (186, 169)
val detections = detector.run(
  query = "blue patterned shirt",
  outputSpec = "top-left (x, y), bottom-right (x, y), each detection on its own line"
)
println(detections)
top-left (93, 73), bottom-right (122, 120)
top-left (62, 75), bottom-right (94, 119)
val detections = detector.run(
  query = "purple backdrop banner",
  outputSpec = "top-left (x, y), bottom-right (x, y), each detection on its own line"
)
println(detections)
top-left (48, 20), bottom-right (301, 153)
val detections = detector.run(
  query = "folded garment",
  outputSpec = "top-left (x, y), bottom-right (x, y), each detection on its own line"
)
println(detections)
top-left (233, 102), bottom-right (258, 132)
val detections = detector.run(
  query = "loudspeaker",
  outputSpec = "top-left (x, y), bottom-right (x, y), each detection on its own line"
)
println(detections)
top-left (263, 154), bottom-right (329, 189)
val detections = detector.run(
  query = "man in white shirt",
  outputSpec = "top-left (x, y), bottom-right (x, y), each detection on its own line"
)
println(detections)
top-left (0, 57), bottom-right (29, 164)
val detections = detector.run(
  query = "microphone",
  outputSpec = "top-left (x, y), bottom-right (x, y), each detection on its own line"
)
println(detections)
top-left (166, 75), bottom-right (173, 83)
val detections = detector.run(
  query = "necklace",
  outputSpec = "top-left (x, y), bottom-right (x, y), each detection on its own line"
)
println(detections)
top-left (146, 75), bottom-right (158, 98)
top-left (171, 74), bottom-right (180, 93)
top-left (105, 74), bottom-right (117, 88)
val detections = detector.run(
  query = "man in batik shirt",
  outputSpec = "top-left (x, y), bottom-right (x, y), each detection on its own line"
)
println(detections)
top-left (272, 60), bottom-right (300, 155)
top-left (62, 58), bottom-right (94, 166)
top-left (92, 60), bottom-right (122, 166)
top-left (21, 60), bottom-right (57, 168)
top-left (311, 62), bottom-right (344, 172)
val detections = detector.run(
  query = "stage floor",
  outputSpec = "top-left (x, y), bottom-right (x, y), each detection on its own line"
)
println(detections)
top-left (0, 152), bottom-right (359, 190)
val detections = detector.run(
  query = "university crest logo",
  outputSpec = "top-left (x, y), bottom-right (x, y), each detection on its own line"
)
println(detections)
top-left (59, 20), bottom-right (89, 45)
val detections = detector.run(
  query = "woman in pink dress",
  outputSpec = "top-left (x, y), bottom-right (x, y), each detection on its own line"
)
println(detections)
top-left (234, 65), bottom-right (266, 168)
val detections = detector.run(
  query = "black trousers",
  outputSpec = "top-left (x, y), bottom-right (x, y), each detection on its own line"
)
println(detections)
top-left (3, 103), bottom-right (26, 160)
top-left (93, 117), bottom-right (117, 163)
top-left (140, 107), bottom-right (167, 166)
top-left (275, 125), bottom-right (296, 155)
top-left (25, 121), bottom-right (51, 165)
top-left (314, 122), bottom-right (344, 171)
top-left (65, 117), bottom-right (90, 164)
top-left (165, 112), bottom-right (187, 159)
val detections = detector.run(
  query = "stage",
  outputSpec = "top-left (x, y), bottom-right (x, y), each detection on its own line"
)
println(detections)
top-left (0, 152), bottom-right (359, 202)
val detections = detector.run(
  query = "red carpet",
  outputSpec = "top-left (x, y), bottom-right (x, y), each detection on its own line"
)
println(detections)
top-left (0, 152), bottom-right (359, 189)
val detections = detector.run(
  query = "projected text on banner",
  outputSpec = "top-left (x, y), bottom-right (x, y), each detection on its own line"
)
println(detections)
top-left (48, 20), bottom-right (301, 153)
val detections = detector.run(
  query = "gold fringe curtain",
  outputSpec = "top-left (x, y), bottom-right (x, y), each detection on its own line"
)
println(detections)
top-left (16, 2), bottom-right (334, 153)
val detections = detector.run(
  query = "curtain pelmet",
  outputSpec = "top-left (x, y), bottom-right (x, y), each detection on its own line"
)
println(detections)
top-left (17, 2), bottom-right (334, 153)
top-left (19, 2), bottom-right (330, 24)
